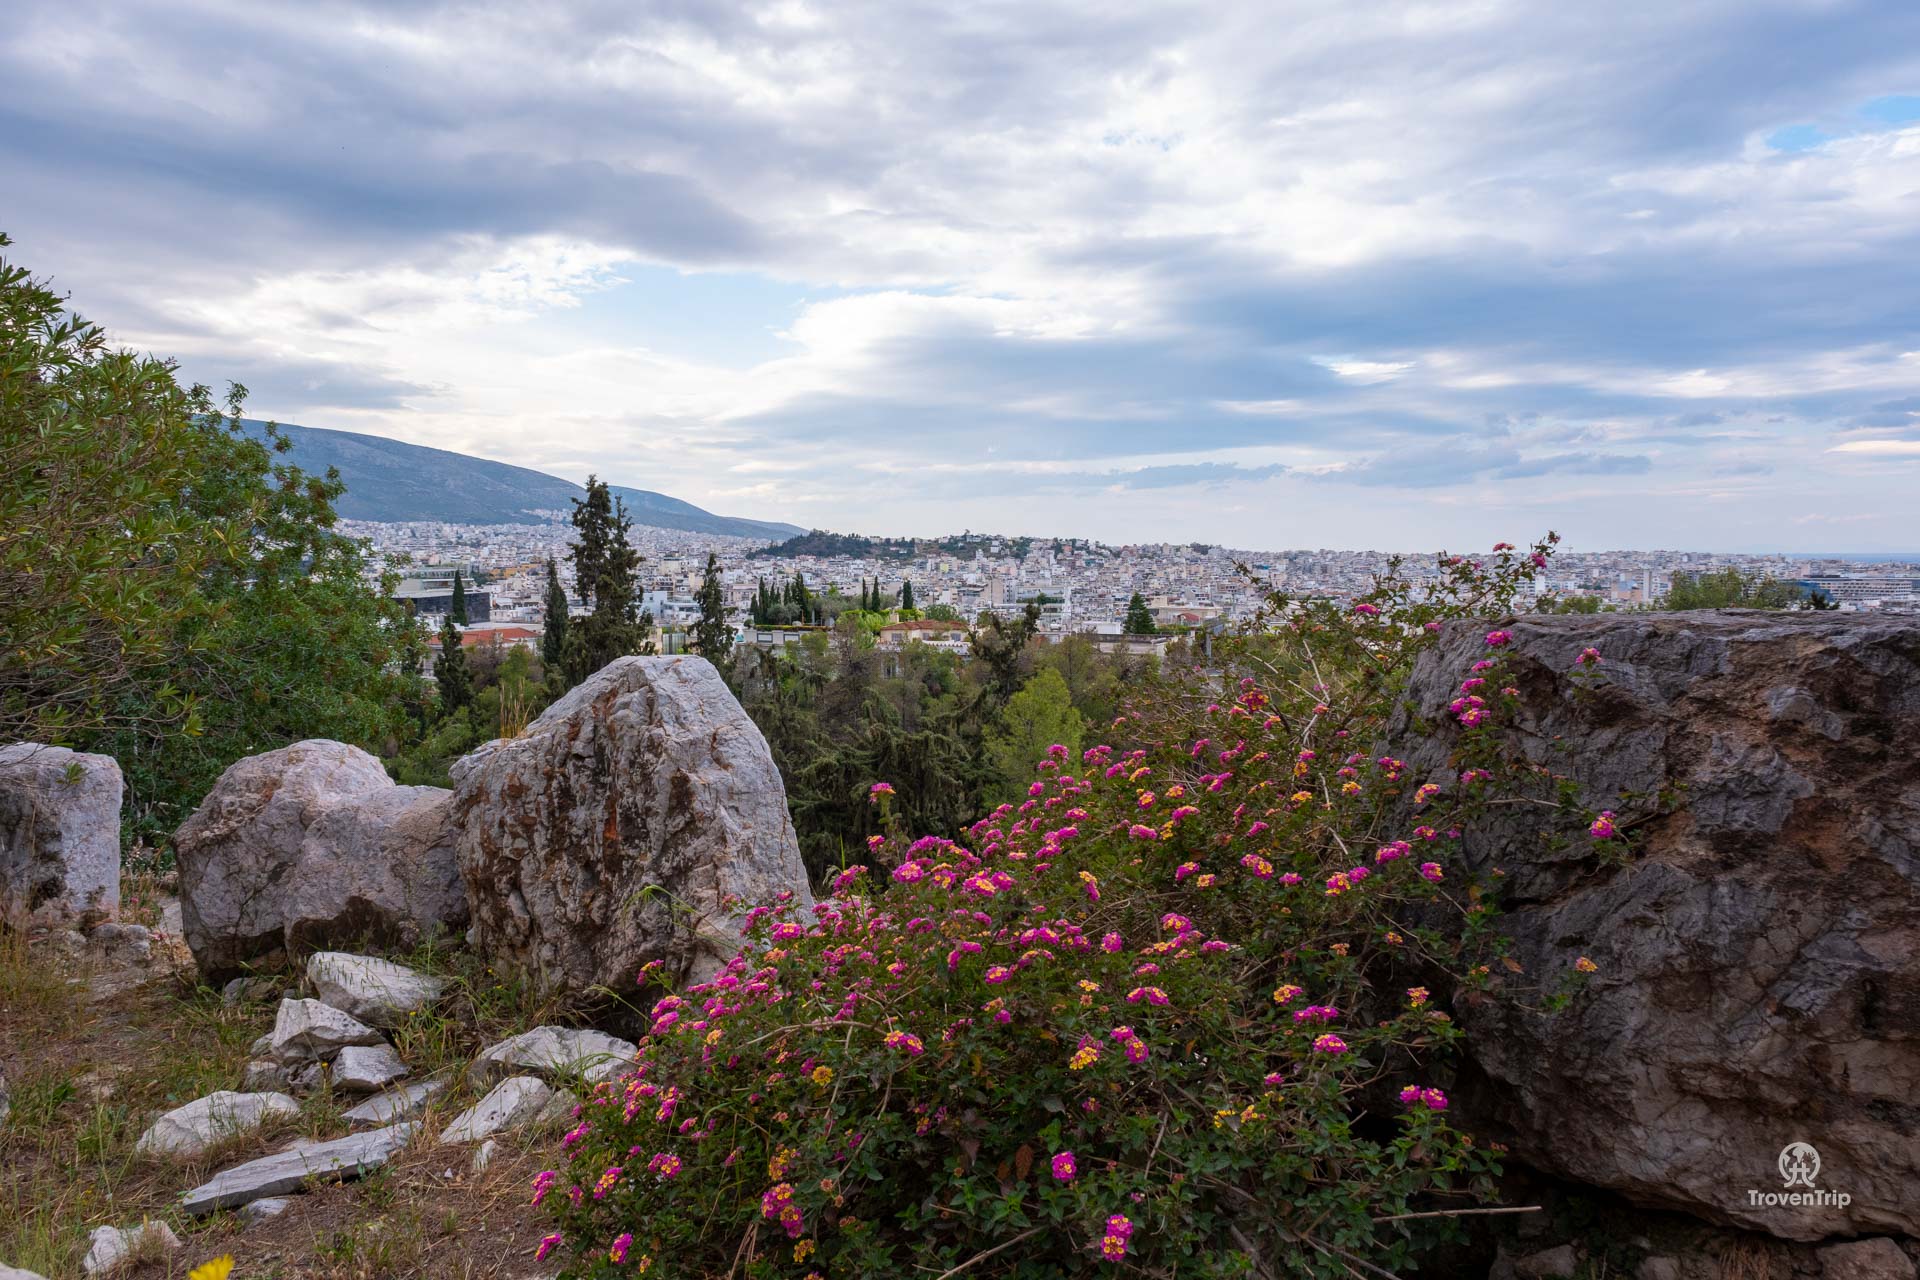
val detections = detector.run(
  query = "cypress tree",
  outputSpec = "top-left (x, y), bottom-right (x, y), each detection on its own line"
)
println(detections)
top-left (434, 609), bottom-right (472, 712)
top-left (1124, 592), bottom-right (1157, 635)
top-left (450, 569), bottom-right (469, 626)
top-left (563, 477), bottom-right (647, 686)
top-left (900, 578), bottom-right (914, 610)
top-left (692, 551), bottom-right (737, 663)
top-left (541, 558), bottom-right (568, 669)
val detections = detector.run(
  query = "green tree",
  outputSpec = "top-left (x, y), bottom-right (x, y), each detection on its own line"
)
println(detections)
top-left (691, 551), bottom-right (736, 663)
top-left (434, 610), bottom-right (472, 712)
top-left (541, 558), bottom-right (569, 669)
top-left (450, 569), bottom-right (469, 625)
top-left (1664, 568), bottom-right (1799, 610)
top-left (985, 667), bottom-right (1085, 795)
top-left (1124, 591), bottom-right (1157, 634)
top-left (563, 477), bottom-right (648, 685)
top-left (899, 578), bottom-right (914, 610)
top-left (924, 603), bottom-right (961, 622)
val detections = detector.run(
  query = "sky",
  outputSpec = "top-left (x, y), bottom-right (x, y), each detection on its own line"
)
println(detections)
top-left (4, 0), bottom-right (1920, 552)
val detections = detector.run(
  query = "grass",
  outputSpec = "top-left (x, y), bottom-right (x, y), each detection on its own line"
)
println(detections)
top-left (1, 907), bottom-right (577, 1278)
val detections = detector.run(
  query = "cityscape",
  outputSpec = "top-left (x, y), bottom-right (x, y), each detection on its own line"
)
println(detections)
top-left (344, 516), bottom-right (1920, 663)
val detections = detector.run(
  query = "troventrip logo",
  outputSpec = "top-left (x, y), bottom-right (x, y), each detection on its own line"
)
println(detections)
top-left (1748, 1141), bottom-right (1851, 1210)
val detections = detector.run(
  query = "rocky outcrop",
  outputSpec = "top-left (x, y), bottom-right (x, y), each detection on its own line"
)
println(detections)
top-left (173, 740), bottom-right (465, 979)
top-left (1397, 611), bottom-right (1920, 1243)
top-left (0, 743), bottom-right (121, 928)
top-left (450, 655), bottom-right (811, 998)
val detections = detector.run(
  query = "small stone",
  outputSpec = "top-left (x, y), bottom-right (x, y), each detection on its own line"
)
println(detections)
top-left (342, 1078), bottom-right (445, 1127)
top-left (471, 1138), bottom-right (498, 1174)
top-left (285, 1062), bottom-right (329, 1093)
top-left (1817, 1239), bottom-right (1916, 1280)
top-left (178, 1122), bottom-right (418, 1214)
top-left (469, 1027), bottom-right (636, 1088)
top-left (1515, 1245), bottom-right (1579, 1280)
top-left (0, 1262), bottom-right (51, 1280)
top-left (439, 1076), bottom-right (557, 1145)
top-left (307, 952), bottom-right (446, 1027)
top-left (87, 923), bottom-right (153, 964)
top-left (239, 1059), bottom-right (287, 1092)
top-left (267, 998), bottom-right (382, 1064)
top-left (248, 1033), bottom-right (272, 1057)
top-left (134, 1090), bottom-right (299, 1159)
top-left (239, 1197), bottom-right (290, 1224)
top-left (333, 1044), bottom-right (409, 1093)
top-left (82, 1221), bottom-right (181, 1275)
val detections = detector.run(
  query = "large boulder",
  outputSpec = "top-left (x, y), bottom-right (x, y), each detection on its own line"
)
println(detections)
top-left (0, 743), bottom-right (121, 928)
top-left (1397, 611), bottom-right (1920, 1242)
top-left (451, 655), bottom-right (810, 998)
top-left (173, 740), bottom-right (465, 979)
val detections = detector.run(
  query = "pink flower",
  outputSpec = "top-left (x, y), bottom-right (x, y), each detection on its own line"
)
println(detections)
top-left (1352, 602), bottom-right (1380, 616)
top-left (1126, 986), bottom-right (1170, 1007)
top-left (1312, 1034), bottom-right (1348, 1054)
top-left (609, 1232), bottom-right (633, 1263)
top-left (1128, 824), bottom-right (1158, 841)
top-left (1100, 932), bottom-right (1123, 952)
top-left (1051, 1151), bottom-right (1077, 1182)
top-left (1399, 1085), bottom-right (1449, 1111)
top-left (1419, 862), bottom-right (1444, 882)
top-left (868, 781), bottom-right (895, 801)
top-left (1484, 629), bottom-right (1512, 647)
top-left (535, 1234), bottom-right (563, 1262)
top-left (1589, 811), bottom-right (1618, 839)
top-left (1575, 647), bottom-right (1602, 666)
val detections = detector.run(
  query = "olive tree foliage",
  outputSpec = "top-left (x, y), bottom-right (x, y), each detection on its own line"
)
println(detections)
top-left (1, 234), bottom-right (416, 847)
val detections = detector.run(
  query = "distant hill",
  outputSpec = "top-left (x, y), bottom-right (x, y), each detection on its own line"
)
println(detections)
top-left (238, 421), bottom-right (804, 539)
top-left (750, 530), bottom-right (919, 560)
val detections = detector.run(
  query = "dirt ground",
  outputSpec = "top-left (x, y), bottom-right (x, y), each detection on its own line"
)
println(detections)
top-left (0, 905), bottom-right (572, 1280)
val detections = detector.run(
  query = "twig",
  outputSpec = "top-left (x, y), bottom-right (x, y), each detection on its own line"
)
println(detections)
top-left (927, 1227), bottom-right (1044, 1280)
top-left (1372, 1204), bottom-right (1541, 1223)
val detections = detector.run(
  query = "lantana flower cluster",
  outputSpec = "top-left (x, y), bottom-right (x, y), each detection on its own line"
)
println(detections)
top-left (537, 536), bottom-right (1604, 1279)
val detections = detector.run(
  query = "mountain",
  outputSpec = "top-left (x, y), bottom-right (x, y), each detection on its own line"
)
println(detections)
top-left (239, 421), bottom-right (804, 539)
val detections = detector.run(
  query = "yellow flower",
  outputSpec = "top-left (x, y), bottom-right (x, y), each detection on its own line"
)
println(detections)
top-left (1574, 956), bottom-right (1598, 974)
top-left (810, 1065), bottom-right (834, 1086)
top-left (189, 1260), bottom-right (235, 1280)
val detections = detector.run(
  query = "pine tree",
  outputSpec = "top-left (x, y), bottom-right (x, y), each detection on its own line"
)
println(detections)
top-left (1124, 592), bottom-right (1157, 635)
top-left (563, 477), bottom-right (647, 686)
top-left (434, 609), bottom-right (472, 712)
top-left (792, 572), bottom-right (812, 624)
top-left (450, 569), bottom-right (469, 626)
top-left (691, 551), bottom-right (737, 662)
top-left (900, 578), bottom-right (914, 610)
top-left (541, 558), bottom-right (569, 669)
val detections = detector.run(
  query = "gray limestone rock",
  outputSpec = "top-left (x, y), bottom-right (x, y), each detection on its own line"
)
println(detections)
top-left (173, 740), bottom-right (464, 980)
top-left (306, 952), bottom-right (446, 1027)
top-left (342, 1077), bottom-right (445, 1127)
top-left (468, 1026), bottom-right (635, 1088)
top-left (134, 1089), bottom-right (299, 1159)
top-left (1396, 612), bottom-right (1920, 1242)
top-left (81, 1221), bottom-right (180, 1275)
top-left (0, 744), bottom-right (121, 929)
top-left (439, 1076), bottom-right (559, 1144)
top-left (450, 656), bottom-right (810, 997)
top-left (267, 998), bottom-right (383, 1064)
top-left (178, 1122), bottom-right (419, 1214)
top-left (332, 1043), bottom-right (409, 1093)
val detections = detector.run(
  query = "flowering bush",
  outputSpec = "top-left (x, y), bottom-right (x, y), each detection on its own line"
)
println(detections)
top-left (537, 535), bottom-right (1599, 1278)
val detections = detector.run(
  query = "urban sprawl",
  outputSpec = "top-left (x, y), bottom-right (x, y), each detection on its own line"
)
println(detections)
top-left (341, 519), bottom-right (1920, 660)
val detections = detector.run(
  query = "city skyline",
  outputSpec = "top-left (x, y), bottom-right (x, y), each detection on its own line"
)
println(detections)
top-left (5, 2), bottom-right (1920, 550)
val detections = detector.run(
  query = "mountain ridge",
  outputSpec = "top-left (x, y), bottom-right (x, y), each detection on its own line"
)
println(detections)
top-left (239, 420), bottom-right (804, 539)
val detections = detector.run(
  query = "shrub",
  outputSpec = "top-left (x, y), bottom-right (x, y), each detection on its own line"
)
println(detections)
top-left (537, 536), bottom-right (1596, 1278)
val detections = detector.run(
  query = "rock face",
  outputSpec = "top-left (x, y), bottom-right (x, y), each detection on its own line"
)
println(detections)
top-left (451, 656), bottom-right (811, 997)
top-left (173, 740), bottom-right (465, 979)
top-left (1397, 612), bottom-right (1920, 1243)
top-left (0, 743), bottom-right (121, 929)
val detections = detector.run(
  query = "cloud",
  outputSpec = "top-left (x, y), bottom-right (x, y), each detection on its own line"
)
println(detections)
top-left (3, 0), bottom-right (1920, 549)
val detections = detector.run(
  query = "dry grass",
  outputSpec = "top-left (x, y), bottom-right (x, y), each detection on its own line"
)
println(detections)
top-left (1, 919), bottom-right (575, 1278)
